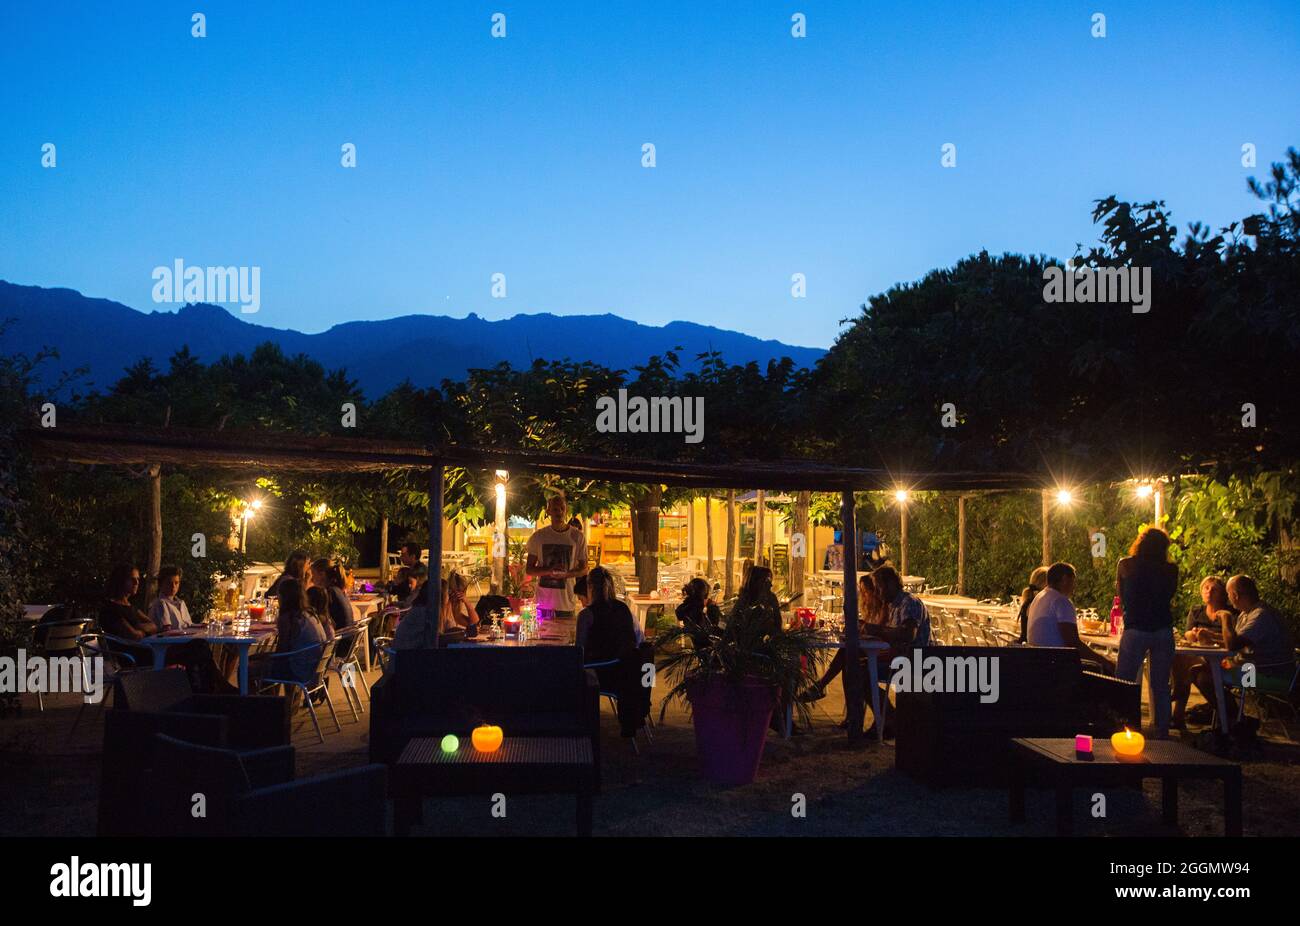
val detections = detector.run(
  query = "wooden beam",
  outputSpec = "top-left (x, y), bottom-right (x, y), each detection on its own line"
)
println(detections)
top-left (841, 490), bottom-right (864, 738)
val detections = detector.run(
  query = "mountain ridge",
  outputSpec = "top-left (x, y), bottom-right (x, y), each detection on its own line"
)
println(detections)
top-left (0, 281), bottom-right (826, 396)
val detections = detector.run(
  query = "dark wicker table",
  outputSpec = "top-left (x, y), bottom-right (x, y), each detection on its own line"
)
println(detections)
top-left (1009, 737), bottom-right (1242, 836)
top-left (392, 736), bottom-right (595, 836)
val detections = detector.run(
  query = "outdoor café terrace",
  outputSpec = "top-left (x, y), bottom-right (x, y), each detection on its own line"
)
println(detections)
top-left (8, 424), bottom-right (1298, 837)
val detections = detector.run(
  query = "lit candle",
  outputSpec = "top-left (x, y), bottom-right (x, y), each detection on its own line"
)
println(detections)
top-left (472, 724), bottom-right (504, 752)
top-left (1075, 734), bottom-right (1093, 755)
top-left (1110, 727), bottom-right (1145, 758)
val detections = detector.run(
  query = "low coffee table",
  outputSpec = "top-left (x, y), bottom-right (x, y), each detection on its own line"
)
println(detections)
top-left (1009, 737), bottom-right (1242, 836)
top-left (392, 736), bottom-right (595, 836)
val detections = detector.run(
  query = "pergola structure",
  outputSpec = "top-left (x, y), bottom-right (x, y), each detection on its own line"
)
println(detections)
top-left (25, 424), bottom-right (1050, 738)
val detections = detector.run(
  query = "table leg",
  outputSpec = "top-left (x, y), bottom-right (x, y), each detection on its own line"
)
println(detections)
top-left (153, 647), bottom-right (167, 670)
top-left (1009, 757), bottom-right (1026, 823)
top-left (1054, 778), bottom-right (1073, 836)
top-left (1210, 661), bottom-right (1230, 734)
top-left (1161, 777), bottom-right (1178, 827)
top-left (238, 644), bottom-right (250, 696)
top-left (867, 649), bottom-right (883, 743)
top-left (1224, 772), bottom-right (1242, 837)
top-left (576, 792), bottom-right (593, 837)
top-left (783, 702), bottom-right (793, 739)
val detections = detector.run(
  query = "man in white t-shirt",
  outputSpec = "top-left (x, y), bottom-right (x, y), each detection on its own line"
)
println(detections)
top-left (1026, 562), bottom-right (1114, 672)
top-left (525, 494), bottom-right (588, 617)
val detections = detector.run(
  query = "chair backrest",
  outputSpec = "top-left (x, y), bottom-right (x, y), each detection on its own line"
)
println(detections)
top-left (40, 618), bottom-right (89, 654)
top-left (391, 646), bottom-right (586, 726)
top-left (114, 667), bottom-right (193, 712)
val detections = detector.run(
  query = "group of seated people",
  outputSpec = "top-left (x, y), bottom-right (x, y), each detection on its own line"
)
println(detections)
top-left (1016, 530), bottom-right (1295, 738)
top-left (97, 548), bottom-right (367, 692)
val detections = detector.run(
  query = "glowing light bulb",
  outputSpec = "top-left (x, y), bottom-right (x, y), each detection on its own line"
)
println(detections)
top-left (894, 489), bottom-right (909, 503)
top-left (1056, 489), bottom-right (1073, 505)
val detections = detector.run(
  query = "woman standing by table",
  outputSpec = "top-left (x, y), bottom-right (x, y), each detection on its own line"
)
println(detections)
top-left (1115, 528), bottom-right (1178, 738)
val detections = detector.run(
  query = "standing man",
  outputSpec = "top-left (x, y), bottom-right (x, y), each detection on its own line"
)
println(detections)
top-left (525, 493), bottom-right (588, 618)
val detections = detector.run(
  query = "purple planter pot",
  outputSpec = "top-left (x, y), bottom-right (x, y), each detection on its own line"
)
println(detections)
top-left (686, 677), bottom-right (778, 785)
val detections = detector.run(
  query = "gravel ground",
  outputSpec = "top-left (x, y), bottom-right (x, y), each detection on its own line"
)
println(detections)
top-left (3, 669), bottom-right (1298, 837)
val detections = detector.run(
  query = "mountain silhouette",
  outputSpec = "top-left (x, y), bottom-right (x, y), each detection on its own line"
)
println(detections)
top-left (0, 281), bottom-right (825, 397)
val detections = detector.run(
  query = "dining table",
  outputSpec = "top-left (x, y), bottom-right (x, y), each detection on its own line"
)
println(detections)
top-left (137, 622), bottom-right (277, 695)
top-left (1080, 633), bottom-right (1233, 733)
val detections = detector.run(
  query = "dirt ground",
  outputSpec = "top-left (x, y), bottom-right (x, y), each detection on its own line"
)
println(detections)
top-left (3, 667), bottom-right (1298, 837)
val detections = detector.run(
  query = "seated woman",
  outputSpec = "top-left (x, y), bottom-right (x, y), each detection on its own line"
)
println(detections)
top-left (676, 577), bottom-right (722, 650)
top-left (305, 586), bottom-right (337, 642)
top-left (268, 549), bottom-right (309, 599)
top-left (309, 558), bottom-right (355, 633)
top-left (148, 565), bottom-right (192, 630)
top-left (99, 564), bottom-right (229, 692)
top-left (442, 571), bottom-right (478, 634)
top-left (260, 579), bottom-right (328, 687)
top-left (391, 576), bottom-right (471, 650)
top-left (1172, 575), bottom-right (1235, 727)
top-left (1017, 566), bottom-right (1049, 644)
top-left (802, 573), bottom-right (886, 707)
top-left (576, 566), bottom-right (647, 737)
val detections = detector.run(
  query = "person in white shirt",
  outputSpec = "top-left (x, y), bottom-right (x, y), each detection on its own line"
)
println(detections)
top-left (148, 566), bottom-right (192, 630)
top-left (525, 493), bottom-right (588, 617)
top-left (1026, 562), bottom-right (1114, 672)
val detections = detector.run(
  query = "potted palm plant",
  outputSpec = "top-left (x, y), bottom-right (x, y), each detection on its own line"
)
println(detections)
top-left (657, 602), bottom-right (822, 785)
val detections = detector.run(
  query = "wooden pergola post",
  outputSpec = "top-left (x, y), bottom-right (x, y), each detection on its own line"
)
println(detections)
top-left (1041, 489), bottom-right (1051, 566)
top-left (899, 500), bottom-right (909, 577)
top-left (145, 463), bottom-right (162, 604)
top-left (956, 494), bottom-right (967, 595)
top-left (427, 463), bottom-right (444, 647)
top-left (840, 489), bottom-right (864, 738)
top-left (724, 489), bottom-right (737, 598)
top-left (754, 489), bottom-right (766, 565)
top-left (379, 514), bottom-right (390, 583)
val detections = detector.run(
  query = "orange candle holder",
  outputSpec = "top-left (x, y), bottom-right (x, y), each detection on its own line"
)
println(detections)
top-left (471, 724), bottom-right (504, 753)
top-left (1110, 728), bottom-right (1145, 758)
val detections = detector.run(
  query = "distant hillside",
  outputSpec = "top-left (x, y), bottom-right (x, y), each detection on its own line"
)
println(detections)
top-left (0, 281), bottom-right (825, 396)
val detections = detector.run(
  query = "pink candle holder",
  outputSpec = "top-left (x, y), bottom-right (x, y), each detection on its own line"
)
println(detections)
top-left (1075, 734), bottom-right (1093, 755)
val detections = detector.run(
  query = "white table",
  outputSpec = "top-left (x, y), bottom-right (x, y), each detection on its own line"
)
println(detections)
top-left (137, 625), bottom-right (275, 695)
top-left (1081, 633), bottom-right (1231, 734)
top-left (626, 594), bottom-right (666, 633)
top-left (786, 638), bottom-right (892, 742)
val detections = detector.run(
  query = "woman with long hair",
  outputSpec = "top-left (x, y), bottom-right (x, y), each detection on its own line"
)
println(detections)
top-left (268, 549), bottom-right (309, 598)
top-left (676, 577), bottom-right (722, 650)
top-left (1116, 526), bottom-right (1178, 737)
top-left (1017, 566), bottom-right (1049, 643)
top-left (309, 557), bottom-right (355, 632)
top-left (305, 586), bottom-right (337, 641)
top-left (267, 578), bottom-right (328, 685)
top-left (440, 571), bottom-right (477, 633)
top-left (733, 564), bottom-right (782, 635)
top-left (577, 566), bottom-right (646, 738)
top-left (801, 573), bottom-right (886, 704)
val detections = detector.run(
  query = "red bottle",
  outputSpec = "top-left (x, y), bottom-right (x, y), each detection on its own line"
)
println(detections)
top-left (1109, 596), bottom-right (1123, 636)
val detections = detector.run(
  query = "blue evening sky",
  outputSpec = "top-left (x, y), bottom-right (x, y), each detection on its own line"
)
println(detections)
top-left (2, 1), bottom-right (1297, 347)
